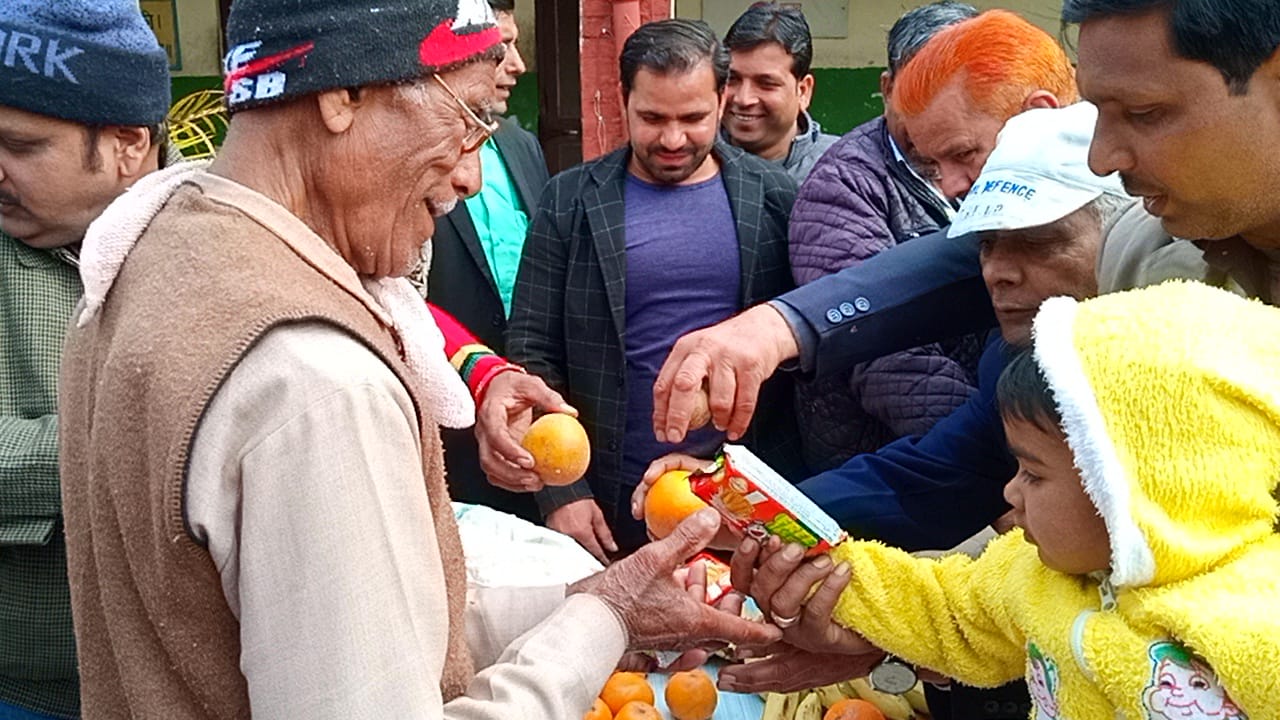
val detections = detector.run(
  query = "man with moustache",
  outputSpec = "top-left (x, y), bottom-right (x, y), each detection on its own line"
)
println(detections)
top-left (427, 0), bottom-right (549, 522)
top-left (720, 2), bottom-right (837, 182)
top-left (489, 19), bottom-right (804, 561)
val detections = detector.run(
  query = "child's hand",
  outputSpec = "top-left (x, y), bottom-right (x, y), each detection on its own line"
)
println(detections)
top-left (729, 537), bottom-right (872, 656)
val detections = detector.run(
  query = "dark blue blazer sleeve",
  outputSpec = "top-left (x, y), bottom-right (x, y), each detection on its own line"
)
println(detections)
top-left (797, 338), bottom-right (1017, 551)
top-left (776, 227), bottom-right (997, 379)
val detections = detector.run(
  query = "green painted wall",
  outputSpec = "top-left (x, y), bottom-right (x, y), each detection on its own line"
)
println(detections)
top-left (809, 67), bottom-right (885, 135)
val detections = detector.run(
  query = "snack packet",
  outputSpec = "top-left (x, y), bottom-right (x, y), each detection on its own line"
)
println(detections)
top-left (689, 444), bottom-right (846, 556)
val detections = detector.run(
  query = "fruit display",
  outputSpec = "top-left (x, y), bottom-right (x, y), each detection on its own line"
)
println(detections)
top-left (520, 412), bottom-right (591, 485)
top-left (587, 667), bottom-right (763, 720)
top-left (758, 679), bottom-right (930, 720)
top-left (643, 470), bottom-right (710, 539)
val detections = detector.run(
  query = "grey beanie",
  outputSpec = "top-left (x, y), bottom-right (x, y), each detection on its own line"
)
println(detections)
top-left (224, 0), bottom-right (503, 113)
top-left (0, 0), bottom-right (171, 126)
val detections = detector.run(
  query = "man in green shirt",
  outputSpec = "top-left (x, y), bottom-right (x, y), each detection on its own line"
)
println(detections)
top-left (427, 0), bottom-right (550, 522)
top-left (0, 2), bottom-right (169, 717)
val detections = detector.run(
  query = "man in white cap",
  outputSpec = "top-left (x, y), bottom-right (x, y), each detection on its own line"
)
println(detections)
top-left (674, 102), bottom-right (1138, 694)
top-left (56, 1), bottom-right (779, 718)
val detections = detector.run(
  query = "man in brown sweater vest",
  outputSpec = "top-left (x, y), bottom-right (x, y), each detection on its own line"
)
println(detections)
top-left (56, 1), bottom-right (781, 718)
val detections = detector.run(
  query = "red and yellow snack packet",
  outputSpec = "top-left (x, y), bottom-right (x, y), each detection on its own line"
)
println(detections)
top-left (689, 444), bottom-right (847, 556)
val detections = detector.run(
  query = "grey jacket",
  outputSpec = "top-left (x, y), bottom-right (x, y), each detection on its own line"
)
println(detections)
top-left (780, 110), bottom-right (838, 182)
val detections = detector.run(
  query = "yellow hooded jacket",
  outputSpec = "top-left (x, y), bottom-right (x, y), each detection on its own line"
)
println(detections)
top-left (830, 281), bottom-right (1280, 719)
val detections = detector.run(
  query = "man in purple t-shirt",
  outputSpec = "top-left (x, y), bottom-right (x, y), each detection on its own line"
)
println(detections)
top-left (479, 19), bottom-right (805, 560)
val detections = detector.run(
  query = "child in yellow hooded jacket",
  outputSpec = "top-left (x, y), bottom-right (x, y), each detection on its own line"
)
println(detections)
top-left (825, 280), bottom-right (1280, 718)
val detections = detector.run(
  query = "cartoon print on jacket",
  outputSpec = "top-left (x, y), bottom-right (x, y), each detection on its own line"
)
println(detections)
top-left (1027, 642), bottom-right (1060, 719)
top-left (1143, 642), bottom-right (1245, 719)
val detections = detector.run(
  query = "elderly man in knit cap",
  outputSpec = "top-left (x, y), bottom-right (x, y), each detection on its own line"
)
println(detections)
top-left (56, 1), bottom-right (779, 718)
top-left (0, 2), bottom-right (169, 718)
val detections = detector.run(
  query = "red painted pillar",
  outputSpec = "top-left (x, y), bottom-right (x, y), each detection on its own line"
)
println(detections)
top-left (580, 0), bottom-right (671, 160)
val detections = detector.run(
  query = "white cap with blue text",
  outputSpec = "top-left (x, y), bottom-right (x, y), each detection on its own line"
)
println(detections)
top-left (947, 102), bottom-right (1128, 238)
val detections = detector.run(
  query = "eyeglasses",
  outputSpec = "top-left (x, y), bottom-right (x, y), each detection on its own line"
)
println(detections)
top-left (432, 73), bottom-right (500, 154)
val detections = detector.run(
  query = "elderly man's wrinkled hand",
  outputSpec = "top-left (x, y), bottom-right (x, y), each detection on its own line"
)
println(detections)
top-left (730, 538), bottom-right (872, 656)
top-left (475, 370), bottom-right (574, 492)
top-left (652, 304), bottom-right (797, 445)
top-left (716, 646), bottom-right (886, 694)
top-left (569, 509), bottom-right (783, 655)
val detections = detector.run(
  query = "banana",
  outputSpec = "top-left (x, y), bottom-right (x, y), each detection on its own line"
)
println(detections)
top-left (903, 683), bottom-right (930, 714)
top-left (813, 683), bottom-right (848, 710)
top-left (794, 691), bottom-right (824, 720)
top-left (761, 690), bottom-right (805, 720)
top-left (848, 678), bottom-right (918, 720)
top-left (760, 692), bottom-right (790, 720)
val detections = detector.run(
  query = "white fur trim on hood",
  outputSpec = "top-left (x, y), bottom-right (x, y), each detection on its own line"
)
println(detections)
top-left (1031, 295), bottom-right (1156, 588)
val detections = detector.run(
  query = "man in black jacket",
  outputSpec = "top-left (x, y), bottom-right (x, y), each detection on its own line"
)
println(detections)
top-left (483, 19), bottom-right (804, 560)
top-left (427, 0), bottom-right (547, 522)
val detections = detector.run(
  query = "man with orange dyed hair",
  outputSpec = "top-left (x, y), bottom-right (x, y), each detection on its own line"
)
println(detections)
top-left (891, 10), bottom-right (1077, 200)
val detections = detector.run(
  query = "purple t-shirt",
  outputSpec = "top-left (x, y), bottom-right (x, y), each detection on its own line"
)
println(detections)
top-left (621, 172), bottom-right (741, 491)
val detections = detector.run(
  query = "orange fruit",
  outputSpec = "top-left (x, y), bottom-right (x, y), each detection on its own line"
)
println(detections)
top-left (644, 470), bottom-right (710, 539)
top-left (613, 701), bottom-right (661, 720)
top-left (664, 668), bottom-right (718, 720)
top-left (599, 672), bottom-right (655, 715)
top-left (824, 698), bottom-right (886, 720)
top-left (521, 412), bottom-right (590, 486)
top-left (583, 697), bottom-right (613, 720)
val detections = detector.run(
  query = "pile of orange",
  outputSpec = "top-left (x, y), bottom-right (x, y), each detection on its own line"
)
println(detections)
top-left (643, 470), bottom-right (710, 539)
top-left (585, 669), bottom-right (718, 720)
top-left (521, 412), bottom-right (591, 486)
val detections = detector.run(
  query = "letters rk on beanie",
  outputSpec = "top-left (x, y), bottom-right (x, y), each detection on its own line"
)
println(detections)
top-left (224, 0), bottom-right (503, 112)
top-left (0, 0), bottom-right (171, 126)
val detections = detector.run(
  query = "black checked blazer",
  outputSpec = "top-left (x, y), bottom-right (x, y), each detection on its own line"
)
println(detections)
top-left (429, 118), bottom-right (549, 522)
top-left (506, 141), bottom-right (807, 549)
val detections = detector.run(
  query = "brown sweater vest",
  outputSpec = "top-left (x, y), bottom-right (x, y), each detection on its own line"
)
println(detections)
top-left (58, 182), bottom-right (474, 718)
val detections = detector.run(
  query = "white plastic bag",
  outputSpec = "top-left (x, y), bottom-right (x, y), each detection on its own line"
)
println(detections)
top-left (453, 503), bottom-right (604, 587)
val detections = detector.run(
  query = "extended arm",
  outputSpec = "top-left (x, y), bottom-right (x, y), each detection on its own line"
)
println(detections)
top-left (826, 534), bottom-right (1028, 687)
top-left (798, 340), bottom-right (1015, 551)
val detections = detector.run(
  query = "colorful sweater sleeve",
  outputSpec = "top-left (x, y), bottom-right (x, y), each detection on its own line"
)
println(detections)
top-left (828, 533), bottom-right (1029, 687)
top-left (428, 303), bottom-right (523, 404)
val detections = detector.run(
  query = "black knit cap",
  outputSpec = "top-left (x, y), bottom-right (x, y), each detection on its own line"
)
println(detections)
top-left (224, 0), bottom-right (503, 112)
top-left (0, 0), bottom-right (170, 126)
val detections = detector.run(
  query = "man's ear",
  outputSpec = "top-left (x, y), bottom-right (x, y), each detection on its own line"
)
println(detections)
top-left (797, 73), bottom-right (815, 111)
top-left (879, 70), bottom-right (893, 101)
top-left (106, 125), bottom-right (154, 179)
top-left (1022, 90), bottom-right (1062, 111)
top-left (316, 87), bottom-right (361, 134)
